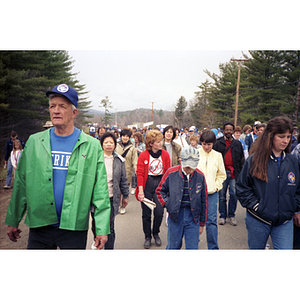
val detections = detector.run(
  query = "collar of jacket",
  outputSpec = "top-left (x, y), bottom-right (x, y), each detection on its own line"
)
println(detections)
top-left (40, 128), bottom-right (86, 156)
top-left (270, 151), bottom-right (286, 161)
top-left (118, 140), bottom-right (132, 149)
top-left (178, 166), bottom-right (195, 179)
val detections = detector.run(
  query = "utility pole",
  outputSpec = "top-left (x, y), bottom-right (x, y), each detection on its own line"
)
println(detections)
top-left (231, 58), bottom-right (249, 127)
top-left (150, 102), bottom-right (155, 128)
top-left (115, 108), bottom-right (118, 127)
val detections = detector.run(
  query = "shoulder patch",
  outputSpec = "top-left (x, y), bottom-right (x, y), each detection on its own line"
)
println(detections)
top-left (288, 172), bottom-right (295, 184)
top-left (196, 183), bottom-right (203, 193)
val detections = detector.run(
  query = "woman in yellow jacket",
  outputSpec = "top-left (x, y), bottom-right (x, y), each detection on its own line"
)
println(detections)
top-left (197, 129), bottom-right (226, 249)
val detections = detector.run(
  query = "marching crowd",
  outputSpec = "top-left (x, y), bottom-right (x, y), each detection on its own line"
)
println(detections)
top-left (3, 84), bottom-right (300, 250)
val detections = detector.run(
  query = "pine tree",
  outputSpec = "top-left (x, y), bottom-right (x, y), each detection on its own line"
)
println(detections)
top-left (99, 96), bottom-right (113, 126)
top-left (174, 95), bottom-right (187, 127)
top-left (0, 50), bottom-right (90, 159)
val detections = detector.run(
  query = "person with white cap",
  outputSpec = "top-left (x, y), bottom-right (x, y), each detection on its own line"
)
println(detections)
top-left (156, 146), bottom-right (208, 249)
top-left (186, 126), bottom-right (196, 145)
top-left (5, 84), bottom-right (111, 250)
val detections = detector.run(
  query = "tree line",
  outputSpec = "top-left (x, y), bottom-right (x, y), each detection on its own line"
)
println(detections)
top-left (175, 50), bottom-right (300, 129)
top-left (0, 50), bottom-right (91, 159)
top-left (2, 50), bottom-right (300, 161)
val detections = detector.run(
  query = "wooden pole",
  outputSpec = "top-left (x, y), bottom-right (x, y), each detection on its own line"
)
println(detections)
top-left (150, 102), bottom-right (155, 128)
top-left (231, 58), bottom-right (249, 127)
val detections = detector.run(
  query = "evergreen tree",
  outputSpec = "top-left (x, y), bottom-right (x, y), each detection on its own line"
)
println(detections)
top-left (0, 50), bottom-right (90, 159)
top-left (174, 95), bottom-right (187, 127)
top-left (240, 51), bottom-right (290, 123)
top-left (99, 96), bottom-right (113, 125)
top-left (190, 79), bottom-right (214, 128)
top-left (205, 61), bottom-right (242, 127)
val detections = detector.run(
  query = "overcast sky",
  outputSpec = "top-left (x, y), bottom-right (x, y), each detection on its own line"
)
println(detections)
top-left (69, 50), bottom-right (249, 113)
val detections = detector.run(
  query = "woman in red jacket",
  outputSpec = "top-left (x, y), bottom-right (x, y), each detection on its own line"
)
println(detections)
top-left (135, 129), bottom-right (171, 249)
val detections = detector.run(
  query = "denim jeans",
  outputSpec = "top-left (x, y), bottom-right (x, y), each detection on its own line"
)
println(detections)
top-left (5, 156), bottom-right (13, 186)
top-left (245, 211), bottom-right (293, 249)
top-left (166, 207), bottom-right (200, 249)
top-left (218, 170), bottom-right (237, 219)
top-left (206, 192), bottom-right (219, 250)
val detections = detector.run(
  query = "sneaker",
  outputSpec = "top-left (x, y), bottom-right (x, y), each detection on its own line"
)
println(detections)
top-left (219, 218), bottom-right (226, 225)
top-left (3, 185), bottom-right (11, 189)
top-left (131, 188), bottom-right (135, 195)
top-left (144, 238), bottom-right (151, 249)
top-left (119, 207), bottom-right (126, 214)
top-left (229, 217), bottom-right (237, 226)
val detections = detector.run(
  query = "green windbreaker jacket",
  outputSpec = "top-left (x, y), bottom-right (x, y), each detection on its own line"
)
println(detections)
top-left (5, 129), bottom-right (111, 236)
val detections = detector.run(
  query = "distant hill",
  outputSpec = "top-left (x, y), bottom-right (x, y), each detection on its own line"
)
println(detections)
top-left (88, 109), bottom-right (104, 116)
top-left (87, 108), bottom-right (174, 127)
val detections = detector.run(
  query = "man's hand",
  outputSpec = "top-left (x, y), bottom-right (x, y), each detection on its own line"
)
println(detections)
top-left (122, 198), bottom-right (129, 207)
top-left (94, 235), bottom-right (108, 250)
top-left (7, 226), bottom-right (22, 242)
top-left (293, 213), bottom-right (300, 227)
top-left (199, 226), bottom-right (204, 235)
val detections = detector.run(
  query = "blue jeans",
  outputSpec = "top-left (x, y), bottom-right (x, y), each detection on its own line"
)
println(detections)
top-left (245, 211), bottom-right (293, 249)
top-left (206, 192), bottom-right (219, 250)
top-left (5, 156), bottom-right (13, 186)
top-left (218, 170), bottom-right (237, 219)
top-left (166, 207), bottom-right (200, 249)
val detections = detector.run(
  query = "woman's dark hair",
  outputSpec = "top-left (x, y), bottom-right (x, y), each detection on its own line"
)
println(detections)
top-left (100, 132), bottom-right (117, 150)
top-left (163, 125), bottom-right (175, 140)
top-left (174, 127), bottom-right (180, 134)
top-left (200, 129), bottom-right (217, 144)
top-left (250, 116), bottom-right (293, 182)
top-left (120, 128), bottom-right (132, 138)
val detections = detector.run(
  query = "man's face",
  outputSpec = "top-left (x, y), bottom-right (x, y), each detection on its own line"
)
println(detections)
top-left (224, 125), bottom-right (234, 139)
top-left (11, 135), bottom-right (17, 141)
top-left (99, 128), bottom-right (106, 137)
top-left (183, 166), bottom-right (195, 175)
top-left (257, 127), bottom-right (265, 136)
top-left (49, 96), bottom-right (77, 129)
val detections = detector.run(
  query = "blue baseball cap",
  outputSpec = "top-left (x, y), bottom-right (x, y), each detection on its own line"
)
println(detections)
top-left (46, 84), bottom-right (78, 108)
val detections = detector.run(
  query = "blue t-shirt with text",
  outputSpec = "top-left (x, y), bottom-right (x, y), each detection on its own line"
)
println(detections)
top-left (50, 127), bottom-right (81, 225)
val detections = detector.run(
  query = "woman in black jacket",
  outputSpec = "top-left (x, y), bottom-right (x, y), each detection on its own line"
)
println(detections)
top-left (236, 116), bottom-right (300, 249)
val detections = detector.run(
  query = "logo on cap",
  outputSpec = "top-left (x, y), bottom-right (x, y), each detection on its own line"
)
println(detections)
top-left (57, 84), bottom-right (69, 93)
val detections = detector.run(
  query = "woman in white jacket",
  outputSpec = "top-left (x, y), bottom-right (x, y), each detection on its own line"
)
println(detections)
top-left (197, 129), bottom-right (226, 249)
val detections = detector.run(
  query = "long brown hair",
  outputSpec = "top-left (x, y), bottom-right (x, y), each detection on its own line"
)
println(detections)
top-left (249, 116), bottom-right (293, 182)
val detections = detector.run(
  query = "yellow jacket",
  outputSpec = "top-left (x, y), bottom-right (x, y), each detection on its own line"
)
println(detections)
top-left (197, 147), bottom-right (226, 194)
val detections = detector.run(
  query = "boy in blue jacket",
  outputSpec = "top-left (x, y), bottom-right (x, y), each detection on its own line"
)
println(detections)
top-left (156, 146), bottom-right (208, 249)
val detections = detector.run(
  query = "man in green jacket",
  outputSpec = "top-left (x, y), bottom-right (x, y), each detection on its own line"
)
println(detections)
top-left (5, 84), bottom-right (111, 250)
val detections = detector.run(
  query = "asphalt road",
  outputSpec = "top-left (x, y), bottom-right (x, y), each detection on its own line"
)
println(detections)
top-left (86, 192), bottom-right (249, 250)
